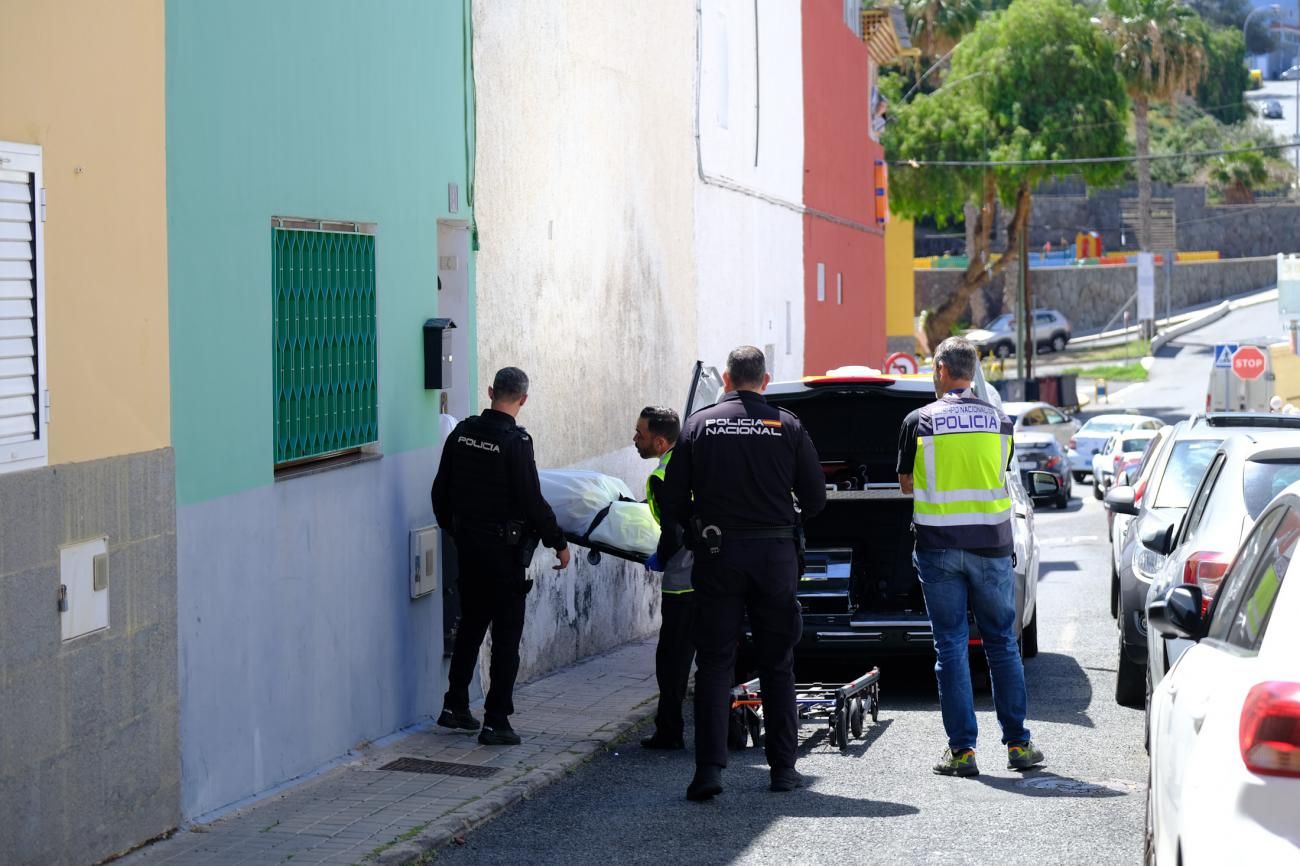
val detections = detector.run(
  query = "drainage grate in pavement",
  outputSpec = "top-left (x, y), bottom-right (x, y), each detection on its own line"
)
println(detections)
top-left (377, 757), bottom-right (502, 779)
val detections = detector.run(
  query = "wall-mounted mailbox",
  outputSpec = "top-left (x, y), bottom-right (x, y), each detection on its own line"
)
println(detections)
top-left (423, 318), bottom-right (456, 390)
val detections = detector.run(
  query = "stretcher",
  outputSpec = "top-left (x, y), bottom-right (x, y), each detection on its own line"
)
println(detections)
top-left (728, 667), bottom-right (881, 753)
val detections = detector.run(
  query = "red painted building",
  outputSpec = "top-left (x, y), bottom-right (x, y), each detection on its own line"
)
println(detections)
top-left (801, 0), bottom-right (888, 374)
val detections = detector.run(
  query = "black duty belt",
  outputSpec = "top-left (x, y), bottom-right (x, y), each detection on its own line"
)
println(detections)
top-left (721, 525), bottom-right (797, 540)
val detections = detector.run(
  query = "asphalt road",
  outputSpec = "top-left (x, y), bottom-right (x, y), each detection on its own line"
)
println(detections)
top-left (436, 496), bottom-right (1147, 866)
top-left (1097, 300), bottom-right (1284, 422)
top-left (436, 308), bottom-right (1279, 865)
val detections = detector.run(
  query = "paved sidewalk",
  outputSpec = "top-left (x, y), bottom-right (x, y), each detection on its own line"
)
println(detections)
top-left (114, 640), bottom-right (658, 866)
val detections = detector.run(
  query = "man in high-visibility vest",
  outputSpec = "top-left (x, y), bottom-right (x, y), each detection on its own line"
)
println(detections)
top-left (897, 337), bottom-right (1044, 777)
top-left (634, 406), bottom-right (695, 751)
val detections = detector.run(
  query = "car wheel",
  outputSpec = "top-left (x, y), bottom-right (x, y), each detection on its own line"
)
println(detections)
top-left (1116, 626), bottom-right (1145, 707)
top-left (1110, 562), bottom-right (1119, 619)
top-left (1072, 471), bottom-right (1086, 482)
top-left (994, 341), bottom-right (1013, 359)
top-left (1021, 608), bottom-right (1039, 658)
top-left (1093, 478), bottom-right (1103, 500)
top-left (1051, 333), bottom-right (1067, 353)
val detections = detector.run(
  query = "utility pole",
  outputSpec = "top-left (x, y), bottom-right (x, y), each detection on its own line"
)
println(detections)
top-left (1023, 224), bottom-right (1034, 381)
top-left (1015, 223), bottom-right (1026, 384)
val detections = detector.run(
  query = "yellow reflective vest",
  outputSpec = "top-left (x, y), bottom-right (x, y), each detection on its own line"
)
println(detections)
top-left (911, 391), bottom-right (1014, 550)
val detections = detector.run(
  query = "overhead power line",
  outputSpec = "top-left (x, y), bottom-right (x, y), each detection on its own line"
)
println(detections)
top-left (889, 141), bottom-right (1299, 168)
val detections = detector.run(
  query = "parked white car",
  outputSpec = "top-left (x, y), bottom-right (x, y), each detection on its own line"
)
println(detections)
top-left (1002, 401), bottom-right (1079, 452)
top-left (1091, 428), bottom-right (1162, 500)
top-left (1145, 481), bottom-right (1300, 864)
top-left (1068, 413), bottom-right (1163, 480)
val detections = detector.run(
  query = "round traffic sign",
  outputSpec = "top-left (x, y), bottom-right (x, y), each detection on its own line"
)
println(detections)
top-left (884, 352), bottom-right (919, 375)
top-left (1232, 345), bottom-right (1267, 381)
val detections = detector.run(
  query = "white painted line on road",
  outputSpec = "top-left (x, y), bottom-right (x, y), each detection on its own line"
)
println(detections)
top-left (1037, 535), bottom-right (1100, 545)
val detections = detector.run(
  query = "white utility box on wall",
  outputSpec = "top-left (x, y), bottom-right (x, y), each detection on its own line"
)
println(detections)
top-left (60, 536), bottom-right (109, 641)
top-left (410, 525), bottom-right (439, 599)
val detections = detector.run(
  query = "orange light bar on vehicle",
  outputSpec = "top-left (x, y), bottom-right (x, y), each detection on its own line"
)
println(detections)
top-left (803, 374), bottom-right (897, 386)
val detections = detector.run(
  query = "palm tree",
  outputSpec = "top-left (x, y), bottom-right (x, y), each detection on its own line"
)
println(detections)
top-left (1101, 0), bottom-right (1206, 252)
top-left (905, 0), bottom-right (985, 58)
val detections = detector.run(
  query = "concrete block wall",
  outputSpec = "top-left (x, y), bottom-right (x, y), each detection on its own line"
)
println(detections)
top-left (0, 450), bottom-right (179, 866)
top-left (916, 256), bottom-right (1278, 332)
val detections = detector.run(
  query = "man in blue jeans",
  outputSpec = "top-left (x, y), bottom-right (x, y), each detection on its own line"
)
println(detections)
top-left (897, 336), bottom-right (1045, 777)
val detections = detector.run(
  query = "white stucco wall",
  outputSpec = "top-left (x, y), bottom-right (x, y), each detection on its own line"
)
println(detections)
top-left (472, 1), bottom-right (700, 672)
top-left (695, 0), bottom-right (806, 381)
top-left (473, 0), bottom-right (699, 470)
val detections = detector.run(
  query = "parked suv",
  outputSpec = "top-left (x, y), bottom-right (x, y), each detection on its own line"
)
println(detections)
top-left (683, 363), bottom-right (1042, 662)
top-left (964, 308), bottom-right (1072, 358)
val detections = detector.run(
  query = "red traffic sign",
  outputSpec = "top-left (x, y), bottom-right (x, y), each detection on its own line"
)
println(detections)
top-left (884, 352), bottom-right (919, 375)
top-left (1232, 345), bottom-right (1267, 381)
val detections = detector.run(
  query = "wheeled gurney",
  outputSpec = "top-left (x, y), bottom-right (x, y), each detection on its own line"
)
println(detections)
top-left (728, 668), bottom-right (881, 753)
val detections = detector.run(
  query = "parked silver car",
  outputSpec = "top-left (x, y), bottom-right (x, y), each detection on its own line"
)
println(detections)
top-left (964, 308), bottom-right (1073, 358)
top-left (1068, 412), bottom-right (1163, 480)
top-left (1142, 431), bottom-right (1300, 700)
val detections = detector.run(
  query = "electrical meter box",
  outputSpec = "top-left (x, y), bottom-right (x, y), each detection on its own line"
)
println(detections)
top-left (410, 525), bottom-right (439, 599)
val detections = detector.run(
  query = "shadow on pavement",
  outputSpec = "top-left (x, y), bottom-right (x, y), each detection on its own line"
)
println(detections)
top-left (1038, 560), bottom-right (1081, 580)
top-left (972, 770), bottom-right (1131, 799)
top-left (1025, 652), bottom-right (1094, 728)
top-left (793, 717), bottom-right (894, 760)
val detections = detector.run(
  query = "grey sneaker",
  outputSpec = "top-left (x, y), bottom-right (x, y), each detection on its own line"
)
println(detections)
top-left (1007, 741), bottom-right (1045, 770)
top-left (933, 747), bottom-right (979, 777)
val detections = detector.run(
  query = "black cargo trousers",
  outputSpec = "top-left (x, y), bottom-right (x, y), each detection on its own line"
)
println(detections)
top-left (693, 538), bottom-right (802, 771)
top-left (443, 540), bottom-right (529, 727)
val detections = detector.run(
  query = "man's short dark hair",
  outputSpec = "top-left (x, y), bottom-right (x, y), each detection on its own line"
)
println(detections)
top-left (492, 366), bottom-right (529, 400)
top-left (933, 337), bottom-right (978, 382)
top-left (639, 406), bottom-right (680, 444)
top-left (726, 346), bottom-right (767, 390)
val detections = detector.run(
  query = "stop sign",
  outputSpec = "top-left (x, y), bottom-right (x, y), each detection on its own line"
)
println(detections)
top-left (1232, 345), bottom-right (1268, 381)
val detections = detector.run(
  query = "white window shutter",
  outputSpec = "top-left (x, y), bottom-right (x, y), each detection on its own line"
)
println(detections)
top-left (0, 143), bottom-right (45, 470)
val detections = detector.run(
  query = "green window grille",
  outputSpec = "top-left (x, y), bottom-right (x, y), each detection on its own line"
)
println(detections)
top-left (273, 227), bottom-right (378, 466)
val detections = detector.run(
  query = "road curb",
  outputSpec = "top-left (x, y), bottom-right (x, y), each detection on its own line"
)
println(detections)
top-left (376, 699), bottom-right (657, 865)
top-left (1150, 288), bottom-right (1278, 354)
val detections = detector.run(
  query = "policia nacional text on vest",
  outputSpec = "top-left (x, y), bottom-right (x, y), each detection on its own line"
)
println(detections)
top-left (910, 391), bottom-right (1014, 551)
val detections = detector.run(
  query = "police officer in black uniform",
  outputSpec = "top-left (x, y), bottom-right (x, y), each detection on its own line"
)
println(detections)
top-left (432, 367), bottom-right (570, 746)
top-left (656, 346), bottom-right (826, 800)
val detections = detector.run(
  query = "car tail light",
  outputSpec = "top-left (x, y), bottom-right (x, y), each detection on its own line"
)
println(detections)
top-left (1045, 455), bottom-right (1062, 471)
top-left (1183, 551), bottom-right (1231, 612)
top-left (1068, 437), bottom-right (1076, 451)
top-left (1134, 478), bottom-right (1148, 503)
top-left (1240, 682), bottom-right (1300, 778)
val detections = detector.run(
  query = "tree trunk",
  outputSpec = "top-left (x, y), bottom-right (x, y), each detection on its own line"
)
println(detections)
top-left (1134, 94), bottom-right (1152, 252)
top-left (964, 201), bottom-right (988, 327)
top-left (924, 179), bottom-right (1031, 352)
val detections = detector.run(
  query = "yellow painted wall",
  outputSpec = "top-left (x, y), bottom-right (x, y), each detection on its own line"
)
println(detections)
top-left (884, 217), bottom-right (915, 339)
top-left (1271, 342), bottom-right (1300, 406)
top-left (0, 0), bottom-right (169, 465)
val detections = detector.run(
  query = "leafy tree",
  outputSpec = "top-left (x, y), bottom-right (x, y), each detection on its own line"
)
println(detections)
top-left (1102, 0), bottom-right (1207, 252)
top-left (1195, 24), bottom-right (1250, 124)
top-left (884, 0), bottom-right (1129, 350)
top-left (1184, 0), bottom-right (1277, 55)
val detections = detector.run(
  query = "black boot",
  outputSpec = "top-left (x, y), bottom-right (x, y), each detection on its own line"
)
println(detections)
top-left (437, 708), bottom-right (481, 731)
top-left (686, 765), bottom-right (724, 801)
top-left (770, 767), bottom-right (805, 792)
top-left (478, 720), bottom-right (522, 746)
top-left (640, 731), bottom-right (685, 750)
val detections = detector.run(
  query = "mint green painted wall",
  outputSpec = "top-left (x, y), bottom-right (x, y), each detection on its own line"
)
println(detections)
top-left (167, 0), bottom-right (474, 505)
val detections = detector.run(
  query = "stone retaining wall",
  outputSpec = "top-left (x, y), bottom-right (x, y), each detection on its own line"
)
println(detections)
top-left (916, 256), bottom-right (1277, 332)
